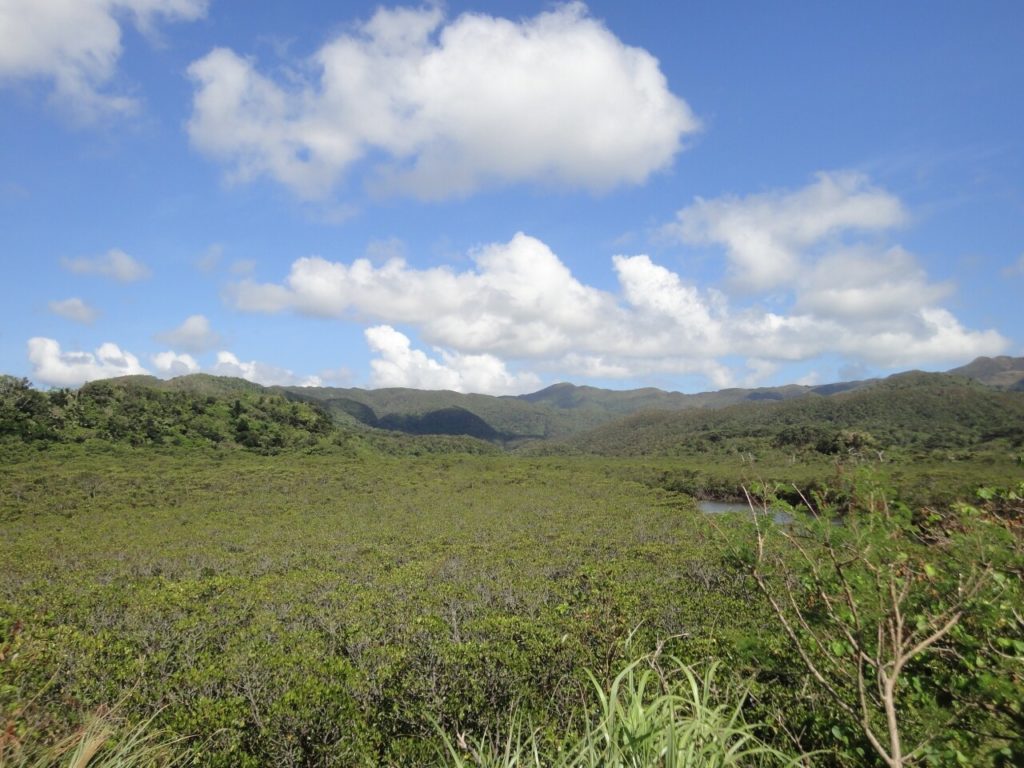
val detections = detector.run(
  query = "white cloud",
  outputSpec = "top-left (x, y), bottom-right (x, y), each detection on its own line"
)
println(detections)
top-left (26, 337), bottom-right (330, 390)
top-left (555, 352), bottom-right (735, 389)
top-left (229, 232), bottom-right (625, 357)
top-left (742, 358), bottom-right (780, 387)
top-left (366, 325), bottom-right (540, 395)
top-left (831, 308), bottom-right (1007, 368)
top-left (48, 297), bottom-right (99, 324)
top-left (27, 337), bottom-right (148, 387)
top-left (612, 253), bottom-right (725, 348)
top-left (187, 3), bottom-right (697, 200)
top-left (0, 0), bottom-right (208, 121)
top-left (155, 314), bottom-right (221, 353)
top-left (229, 219), bottom-right (1007, 389)
top-left (61, 248), bottom-right (150, 281)
top-left (796, 246), bottom-right (952, 323)
top-left (151, 350), bottom-right (199, 376)
top-left (211, 351), bottom-right (322, 387)
top-left (317, 365), bottom-right (353, 387)
top-left (665, 171), bottom-right (907, 291)
top-left (795, 371), bottom-right (821, 386)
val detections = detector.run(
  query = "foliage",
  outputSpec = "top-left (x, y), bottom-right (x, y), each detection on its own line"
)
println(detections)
top-left (438, 654), bottom-right (801, 767)
top-left (0, 377), bottom-right (335, 454)
top-left (747, 477), bottom-right (1023, 766)
top-left (1, 450), bottom-right (769, 766)
top-left (548, 374), bottom-right (1024, 459)
top-left (1, 371), bottom-right (1021, 765)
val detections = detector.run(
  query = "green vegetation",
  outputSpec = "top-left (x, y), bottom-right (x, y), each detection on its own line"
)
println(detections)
top-left (1, 369), bottom-right (1022, 766)
top-left (436, 655), bottom-right (801, 767)
top-left (748, 481), bottom-right (1023, 767)
top-left (544, 373), bottom-right (1024, 458)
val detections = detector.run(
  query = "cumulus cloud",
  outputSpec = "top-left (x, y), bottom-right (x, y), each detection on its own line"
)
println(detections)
top-left (150, 350), bottom-right (199, 376)
top-left (796, 246), bottom-right (952, 323)
top-left (366, 325), bottom-right (540, 394)
top-left (61, 248), bottom-right (150, 282)
top-left (230, 213), bottom-right (1007, 390)
top-left (48, 297), bottom-right (99, 324)
top-left (27, 337), bottom-right (149, 387)
top-left (665, 171), bottom-right (907, 291)
top-left (0, 0), bottom-right (208, 121)
top-left (186, 2), bottom-right (697, 200)
top-left (26, 336), bottom-right (330, 389)
top-left (229, 232), bottom-right (626, 357)
top-left (155, 314), bottom-right (221, 353)
top-left (211, 351), bottom-right (322, 387)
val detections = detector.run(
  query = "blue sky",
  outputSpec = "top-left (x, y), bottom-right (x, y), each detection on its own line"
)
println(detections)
top-left (2, 1), bottom-right (1022, 394)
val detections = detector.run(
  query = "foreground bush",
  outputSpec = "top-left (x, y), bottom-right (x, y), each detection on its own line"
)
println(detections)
top-left (3, 655), bottom-right (798, 768)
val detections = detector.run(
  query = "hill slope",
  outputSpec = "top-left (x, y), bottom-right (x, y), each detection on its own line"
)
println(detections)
top-left (6, 355), bottom-right (1022, 447)
top-left (542, 372), bottom-right (1024, 457)
top-left (0, 374), bottom-right (498, 456)
top-left (948, 355), bottom-right (1024, 389)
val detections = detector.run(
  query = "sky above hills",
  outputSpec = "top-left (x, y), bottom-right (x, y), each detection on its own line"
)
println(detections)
top-left (2, 1), bottom-right (1022, 394)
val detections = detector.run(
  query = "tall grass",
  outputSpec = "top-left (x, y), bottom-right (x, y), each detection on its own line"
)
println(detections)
top-left (438, 655), bottom-right (803, 767)
top-left (0, 711), bottom-right (185, 768)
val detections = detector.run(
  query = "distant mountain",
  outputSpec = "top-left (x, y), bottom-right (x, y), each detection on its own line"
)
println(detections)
top-left (281, 386), bottom-right (570, 443)
top-left (269, 357), bottom-right (1024, 444)
top-left (8, 355), bottom-right (1021, 447)
top-left (282, 380), bottom-right (856, 444)
top-left (519, 381), bottom-right (816, 414)
top-left (948, 355), bottom-right (1024, 389)
top-left (541, 371), bottom-right (1024, 457)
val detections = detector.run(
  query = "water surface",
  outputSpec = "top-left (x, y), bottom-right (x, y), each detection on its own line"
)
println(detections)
top-left (697, 499), bottom-right (793, 524)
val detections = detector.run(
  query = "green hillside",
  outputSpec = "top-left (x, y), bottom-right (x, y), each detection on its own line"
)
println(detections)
top-left (521, 380), bottom-right (819, 412)
top-left (282, 378), bottom-right (863, 443)
top-left (546, 371), bottom-right (1024, 458)
top-left (281, 385), bottom-right (578, 442)
top-left (5, 356), bottom-right (1023, 451)
top-left (949, 355), bottom-right (1024, 389)
top-left (281, 357), bottom-right (1021, 444)
top-left (0, 374), bottom-right (497, 458)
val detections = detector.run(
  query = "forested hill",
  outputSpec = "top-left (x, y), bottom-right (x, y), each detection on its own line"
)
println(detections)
top-left (0, 374), bottom-right (497, 456)
top-left (541, 372), bottom-right (1024, 458)
top-left (2, 356), bottom-right (1022, 452)
top-left (280, 356), bottom-right (1023, 443)
top-left (948, 355), bottom-right (1024, 390)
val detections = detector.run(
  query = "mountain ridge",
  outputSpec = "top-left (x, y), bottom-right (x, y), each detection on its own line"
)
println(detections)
top-left (8, 356), bottom-right (1021, 447)
top-left (276, 355), bottom-right (1024, 444)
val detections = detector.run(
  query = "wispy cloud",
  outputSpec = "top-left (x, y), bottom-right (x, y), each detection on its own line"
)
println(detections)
top-left (1002, 252), bottom-right (1024, 278)
top-left (61, 248), bottom-right (151, 282)
top-left (48, 297), bottom-right (99, 324)
top-left (662, 171), bottom-right (907, 291)
top-left (155, 314), bottom-right (221, 353)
